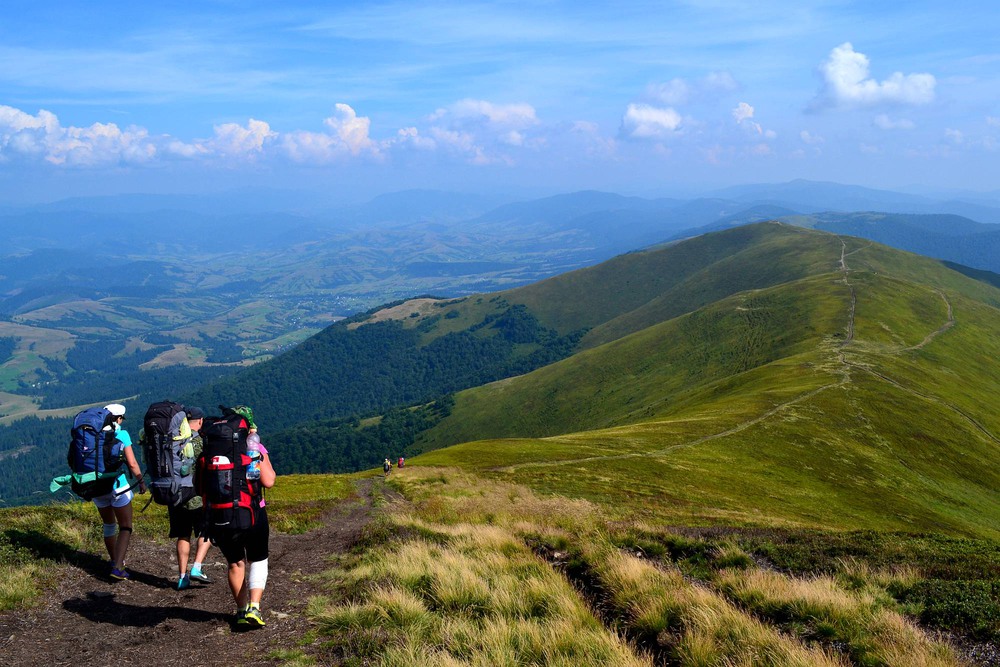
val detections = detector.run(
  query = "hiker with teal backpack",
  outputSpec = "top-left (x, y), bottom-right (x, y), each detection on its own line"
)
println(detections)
top-left (198, 406), bottom-right (275, 628)
top-left (52, 403), bottom-right (146, 580)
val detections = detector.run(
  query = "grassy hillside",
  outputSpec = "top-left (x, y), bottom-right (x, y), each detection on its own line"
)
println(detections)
top-left (413, 232), bottom-right (1000, 540)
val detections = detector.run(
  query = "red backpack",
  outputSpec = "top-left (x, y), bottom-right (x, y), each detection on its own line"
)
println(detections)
top-left (197, 412), bottom-right (259, 533)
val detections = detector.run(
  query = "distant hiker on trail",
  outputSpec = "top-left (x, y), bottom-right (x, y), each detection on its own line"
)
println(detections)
top-left (199, 406), bottom-right (275, 628)
top-left (398, 456), bottom-right (404, 468)
top-left (383, 458), bottom-right (392, 477)
top-left (168, 406), bottom-right (213, 590)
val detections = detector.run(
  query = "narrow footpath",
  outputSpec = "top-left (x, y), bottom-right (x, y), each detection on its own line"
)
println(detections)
top-left (0, 480), bottom-right (374, 667)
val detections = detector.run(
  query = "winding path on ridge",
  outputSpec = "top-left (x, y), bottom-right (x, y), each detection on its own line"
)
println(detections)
top-left (500, 236), bottom-right (983, 473)
top-left (0, 479), bottom-right (378, 667)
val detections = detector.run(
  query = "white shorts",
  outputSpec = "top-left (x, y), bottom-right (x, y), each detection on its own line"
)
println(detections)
top-left (93, 488), bottom-right (134, 509)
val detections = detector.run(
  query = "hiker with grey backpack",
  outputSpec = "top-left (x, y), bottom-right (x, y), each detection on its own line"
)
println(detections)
top-left (141, 401), bottom-right (216, 589)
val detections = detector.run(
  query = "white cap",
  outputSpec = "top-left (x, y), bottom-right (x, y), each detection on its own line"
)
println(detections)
top-left (104, 403), bottom-right (126, 417)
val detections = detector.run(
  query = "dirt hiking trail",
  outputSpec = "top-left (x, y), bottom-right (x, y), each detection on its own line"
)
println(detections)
top-left (0, 479), bottom-right (378, 667)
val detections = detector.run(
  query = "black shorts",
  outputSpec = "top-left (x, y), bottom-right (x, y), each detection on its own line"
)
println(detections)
top-left (211, 506), bottom-right (269, 564)
top-left (168, 505), bottom-right (207, 540)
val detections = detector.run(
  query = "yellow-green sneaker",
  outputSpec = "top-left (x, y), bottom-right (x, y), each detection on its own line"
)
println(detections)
top-left (243, 604), bottom-right (265, 627)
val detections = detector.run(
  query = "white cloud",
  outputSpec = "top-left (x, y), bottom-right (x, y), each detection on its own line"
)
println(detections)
top-left (620, 103), bottom-right (683, 140)
top-left (732, 102), bottom-right (774, 139)
top-left (0, 105), bottom-right (156, 166)
top-left (393, 126), bottom-right (436, 150)
top-left (873, 114), bottom-right (916, 130)
top-left (800, 130), bottom-right (824, 145)
top-left (212, 119), bottom-right (276, 157)
top-left (430, 99), bottom-right (538, 129)
top-left (987, 116), bottom-right (1000, 128)
top-left (281, 104), bottom-right (379, 163)
top-left (944, 128), bottom-right (963, 144)
top-left (732, 102), bottom-right (755, 124)
top-left (815, 43), bottom-right (935, 109)
top-left (325, 103), bottom-right (376, 155)
top-left (421, 99), bottom-right (541, 164)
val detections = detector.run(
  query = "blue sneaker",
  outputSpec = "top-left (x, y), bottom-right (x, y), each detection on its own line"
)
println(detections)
top-left (110, 567), bottom-right (130, 581)
top-left (177, 574), bottom-right (190, 590)
top-left (189, 568), bottom-right (211, 583)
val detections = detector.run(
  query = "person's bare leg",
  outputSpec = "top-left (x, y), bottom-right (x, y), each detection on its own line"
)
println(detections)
top-left (228, 560), bottom-right (247, 607)
top-left (194, 536), bottom-right (211, 565)
top-left (176, 537), bottom-right (191, 578)
top-left (111, 503), bottom-right (133, 569)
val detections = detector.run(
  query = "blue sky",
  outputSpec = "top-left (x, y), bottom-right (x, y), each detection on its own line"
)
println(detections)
top-left (1, 1), bottom-right (998, 203)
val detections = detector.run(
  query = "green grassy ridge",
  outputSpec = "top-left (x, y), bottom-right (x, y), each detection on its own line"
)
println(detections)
top-left (415, 272), bottom-right (850, 450)
top-left (410, 255), bottom-right (1000, 538)
top-left (497, 222), bottom-right (831, 337)
top-left (579, 224), bottom-right (846, 349)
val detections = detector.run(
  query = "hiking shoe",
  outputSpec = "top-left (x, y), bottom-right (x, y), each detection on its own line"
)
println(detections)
top-left (110, 567), bottom-right (130, 581)
top-left (242, 605), bottom-right (266, 627)
top-left (177, 574), bottom-right (190, 590)
top-left (189, 570), bottom-right (212, 583)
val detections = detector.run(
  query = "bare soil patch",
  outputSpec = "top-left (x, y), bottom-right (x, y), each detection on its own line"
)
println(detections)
top-left (0, 481), bottom-right (375, 667)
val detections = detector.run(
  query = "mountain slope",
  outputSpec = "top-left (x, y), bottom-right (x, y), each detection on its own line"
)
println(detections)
top-left (413, 232), bottom-right (1000, 538)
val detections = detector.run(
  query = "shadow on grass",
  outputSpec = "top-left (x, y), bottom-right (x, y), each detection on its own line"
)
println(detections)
top-left (3, 529), bottom-right (172, 588)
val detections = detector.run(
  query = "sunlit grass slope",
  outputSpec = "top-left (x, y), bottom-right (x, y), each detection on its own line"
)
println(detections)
top-left (413, 230), bottom-right (1000, 539)
top-left (310, 469), bottom-right (968, 666)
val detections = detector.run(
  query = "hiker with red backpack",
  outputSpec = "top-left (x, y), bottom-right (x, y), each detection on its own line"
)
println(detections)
top-left (198, 406), bottom-right (275, 628)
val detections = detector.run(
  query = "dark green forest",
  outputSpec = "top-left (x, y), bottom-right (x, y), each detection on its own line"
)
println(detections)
top-left (0, 304), bottom-right (585, 504)
top-left (269, 397), bottom-right (453, 474)
top-left (180, 305), bottom-right (585, 435)
top-left (0, 337), bottom-right (16, 364)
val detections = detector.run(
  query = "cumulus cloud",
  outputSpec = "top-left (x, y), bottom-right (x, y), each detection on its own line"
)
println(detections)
top-left (423, 99), bottom-right (540, 164)
top-left (0, 104), bottom-right (156, 166)
top-left (620, 104), bottom-right (683, 140)
top-left (814, 43), bottom-right (935, 110)
top-left (873, 114), bottom-right (915, 130)
top-left (944, 128), bottom-right (964, 144)
top-left (281, 104), bottom-right (379, 163)
top-left (393, 126), bottom-right (436, 150)
top-left (166, 118), bottom-right (276, 162)
top-left (731, 102), bottom-right (775, 139)
top-left (987, 116), bottom-right (1000, 128)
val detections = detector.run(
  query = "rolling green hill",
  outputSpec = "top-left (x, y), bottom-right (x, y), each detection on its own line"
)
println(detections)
top-left (413, 229), bottom-right (1000, 539)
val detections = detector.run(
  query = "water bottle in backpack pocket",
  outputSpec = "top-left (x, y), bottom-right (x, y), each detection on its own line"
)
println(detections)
top-left (198, 411), bottom-right (259, 533)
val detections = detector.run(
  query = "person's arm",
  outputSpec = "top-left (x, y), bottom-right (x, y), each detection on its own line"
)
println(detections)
top-left (124, 446), bottom-right (147, 493)
top-left (259, 452), bottom-right (276, 489)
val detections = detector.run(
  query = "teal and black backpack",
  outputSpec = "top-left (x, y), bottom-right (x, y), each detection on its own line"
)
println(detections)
top-left (67, 407), bottom-right (125, 500)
